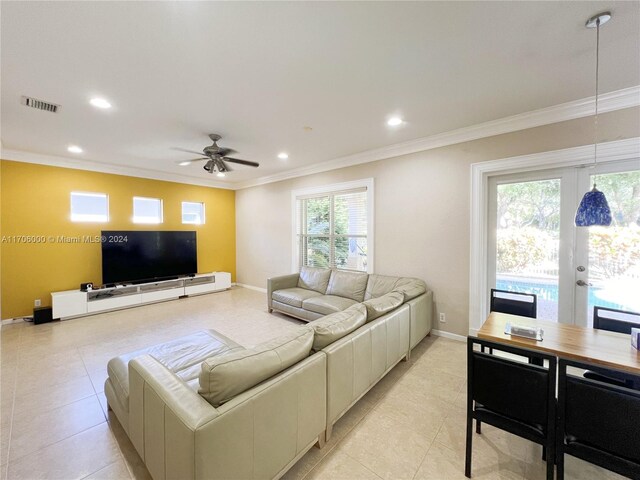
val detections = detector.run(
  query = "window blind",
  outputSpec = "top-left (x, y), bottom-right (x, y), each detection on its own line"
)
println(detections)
top-left (296, 187), bottom-right (368, 272)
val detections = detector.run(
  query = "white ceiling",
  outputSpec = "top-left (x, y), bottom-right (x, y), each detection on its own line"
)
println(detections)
top-left (1, 1), bottom-right (639, 187)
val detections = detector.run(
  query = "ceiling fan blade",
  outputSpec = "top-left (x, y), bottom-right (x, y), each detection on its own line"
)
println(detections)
top-left (224, 157), bottom-right (260, 168)
top-left (172, 147), bottom-right (206, 156)
top-left (215, 147), bottom-right (237, 157)
top-left (176, 157), bottom-right (208, 165)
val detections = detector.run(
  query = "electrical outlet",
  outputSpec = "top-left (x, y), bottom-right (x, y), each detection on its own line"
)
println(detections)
top-left (439, 312), bottom-right (446, 323)
top-left (34, 299), bottom-right (41, 307)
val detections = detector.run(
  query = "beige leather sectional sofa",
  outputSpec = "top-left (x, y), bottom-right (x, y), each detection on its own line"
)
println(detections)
top-left (105, 268), bottom-right (433, 480)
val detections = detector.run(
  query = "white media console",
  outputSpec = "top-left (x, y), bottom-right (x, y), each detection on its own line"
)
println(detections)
top-left (51, 272), bottom-right (231, 320)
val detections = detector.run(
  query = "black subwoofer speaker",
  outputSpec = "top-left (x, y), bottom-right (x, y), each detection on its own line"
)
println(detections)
top-left (33, 306), bottom-right (53, 325)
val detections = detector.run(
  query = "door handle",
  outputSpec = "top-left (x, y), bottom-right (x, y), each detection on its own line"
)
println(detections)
top-left (576, 280), bottom-right (592, 287)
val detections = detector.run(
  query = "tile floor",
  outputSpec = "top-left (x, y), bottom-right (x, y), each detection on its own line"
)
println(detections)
top-left (0, 287), bottom-right (624, 480)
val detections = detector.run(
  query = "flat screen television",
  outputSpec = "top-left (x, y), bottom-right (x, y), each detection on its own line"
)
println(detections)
top-left (101, 231), bottom-right (197, 285)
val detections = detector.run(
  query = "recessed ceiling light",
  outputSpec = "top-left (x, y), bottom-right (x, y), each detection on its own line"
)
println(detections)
top-left (387, 117), bottom-right (403, 126)
top-left (67, 145), bottom-right (83, 153)
top-left (278, 152), bottom-right (289, 160)
top-left (217, 172), bottom-right (226, 178)
top-left (178, 161), bottom-right (191, 166)
top-left (89, 97), bottom-right (112, 109)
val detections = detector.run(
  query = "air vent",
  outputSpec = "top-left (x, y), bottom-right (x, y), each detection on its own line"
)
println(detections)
top-left (21, 96), bottom-right (60, 113)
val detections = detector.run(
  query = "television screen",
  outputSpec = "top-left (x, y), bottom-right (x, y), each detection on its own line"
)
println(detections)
top-left (101, 231), bottom-right (197, 285)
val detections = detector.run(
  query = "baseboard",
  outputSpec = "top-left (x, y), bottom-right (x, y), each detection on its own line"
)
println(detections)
top-left (2, 317), bottom-right (27, 326)
top-left (235, 283), bottom-right (268, 293)
top-left (431, 329), bottom-right (467, 342)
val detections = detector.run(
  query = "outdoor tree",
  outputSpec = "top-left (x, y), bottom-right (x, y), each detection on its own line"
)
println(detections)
top-left (496, 172), bottom-right (640, 280)
top-left (302, 193), bottom-right (366, 268)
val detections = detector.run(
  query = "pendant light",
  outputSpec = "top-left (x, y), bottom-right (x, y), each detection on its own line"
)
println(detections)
top-left (574, 12), bottom-right (613, 227)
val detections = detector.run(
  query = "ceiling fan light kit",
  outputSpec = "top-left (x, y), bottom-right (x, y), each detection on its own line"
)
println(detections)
top-left (574, 11), bottom-right (613, 227)
top-left (177, 133), bottom-right (260, 176)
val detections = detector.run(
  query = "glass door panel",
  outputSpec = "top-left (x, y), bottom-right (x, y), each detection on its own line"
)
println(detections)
top-left (495, 179), bottom-right (561, 321)
top-left (489, 160), bottom-right (638, 327)
top-left (583, 169), bottom-right (640, 326)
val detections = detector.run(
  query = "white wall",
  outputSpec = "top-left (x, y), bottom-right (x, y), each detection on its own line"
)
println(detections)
top-left (236, 107), bottom-right (640, 336)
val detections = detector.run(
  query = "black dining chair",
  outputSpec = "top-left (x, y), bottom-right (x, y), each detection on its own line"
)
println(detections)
top-left (487, 288), bottom-right (543, 367)
top-left (490, 288), bottom-right (537, 318)
top-left (466, 337), bottom-right (557, 480)
top-left (593, 306), bottom-right (640, 333)
top-left (557, 358), bottom-right (640, 480)
top-left (584, 306), bottom-right (640, 390)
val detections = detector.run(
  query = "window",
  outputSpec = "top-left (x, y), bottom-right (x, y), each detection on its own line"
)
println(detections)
top-left (133, 197), bottom-right (163, 224)
top-left (293, 179), bottom-right (373, 273)
top-left (182, 202), bottom-right (205, 225)
top-left (70, 192), bottom-right (109, 222)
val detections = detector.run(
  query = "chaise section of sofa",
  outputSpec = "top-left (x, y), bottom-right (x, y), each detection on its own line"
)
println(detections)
top-left (106, 327), bottom-right (327, 480)
top-left (128, 349), bottom-right (326, 480)
top-left (105, 329), bottom-right (243, 436)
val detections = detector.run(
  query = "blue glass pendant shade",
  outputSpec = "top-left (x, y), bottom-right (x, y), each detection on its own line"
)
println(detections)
top-left (575, 185), bottom-right (612, 227)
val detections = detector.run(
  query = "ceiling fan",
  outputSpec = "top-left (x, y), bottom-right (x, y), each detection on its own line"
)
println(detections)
top-left (175, 134), bottom-right (259, 176)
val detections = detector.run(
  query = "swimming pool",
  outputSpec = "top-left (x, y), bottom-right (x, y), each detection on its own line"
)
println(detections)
top-left (496, 278), bottom-right (635, 312)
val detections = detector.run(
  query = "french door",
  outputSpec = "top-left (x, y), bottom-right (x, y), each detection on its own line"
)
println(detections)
top-left (488, 159), bottom-right (640, 326)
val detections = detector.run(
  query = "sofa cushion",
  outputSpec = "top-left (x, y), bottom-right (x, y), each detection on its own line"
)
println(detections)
top-left (309, 304), bottom-right (367, 350)
top-left (394, 278), bottom-right (427, 301)
top-left (298, 267), bottom-right (332, 294)
top-left (199, 327), bottom-right (314, 407)
top-left (302, 295), bottom-right (358, 316)
top-left (272, 300), bottom-right (325, 322)
top-left (363, 291), bottom-right (404, 321)
top-left (364, 274), bottom-right (400, 300)
top-left (272, 287), bottom-right (322, 308)
top-left (107, 330), bottom-right (242, 409)
top-left (326, 270), bottom-right (369, 302)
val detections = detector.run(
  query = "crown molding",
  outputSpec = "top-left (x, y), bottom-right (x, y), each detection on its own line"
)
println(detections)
top-left (2, 86), bottom-right (638, 191)
top-left (0, 149), bottom-right (233, 190)
top-left (470, 136), bottom-right (640, 176)
top-left (234, 85), bottom-right (640, 189)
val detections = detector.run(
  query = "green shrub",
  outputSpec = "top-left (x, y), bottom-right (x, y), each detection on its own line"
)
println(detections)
top-left (497, 228), bottom-right (554, 273)
top-left (589, 226), bottom-right (640, 279)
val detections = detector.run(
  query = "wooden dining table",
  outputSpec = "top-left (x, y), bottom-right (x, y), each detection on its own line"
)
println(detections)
top-left (478, 311), bottom-right (640, 375)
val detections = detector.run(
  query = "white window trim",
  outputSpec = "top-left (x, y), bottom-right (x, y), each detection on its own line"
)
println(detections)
top-left (469, 137), bottom-right (640, 336)
top-left (181, 201), bottom-right (206, 225)
top-left (291, 178), bottom-right (374, 273)
top-left (132, 196), bottom-right (164, 224)
top-left (70, 191), bottom-right (109, 223)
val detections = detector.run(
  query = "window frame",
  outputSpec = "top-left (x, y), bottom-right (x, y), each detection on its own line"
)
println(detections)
top-left (181, 201), bottom-right (206, 225)
top-left (70, 191), bottom-right (109, 223)
top-left (132, 196), bottom-right (164, 224)
top-left (291, 178), bottom-right (374, 273)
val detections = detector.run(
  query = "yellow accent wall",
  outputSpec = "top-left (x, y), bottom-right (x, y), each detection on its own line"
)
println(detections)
top-left (0, 160), bottom-right (236, 320)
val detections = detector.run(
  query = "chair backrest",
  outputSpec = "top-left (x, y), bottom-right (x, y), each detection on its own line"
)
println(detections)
top-left (558, 358), bottom-right (640, 465)
top-left (467, 337), bottom-right (555, 429)
top-left (490, 288), bottom-right (537, 318)
top-left (593, 306), bottom-right (640, 334)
